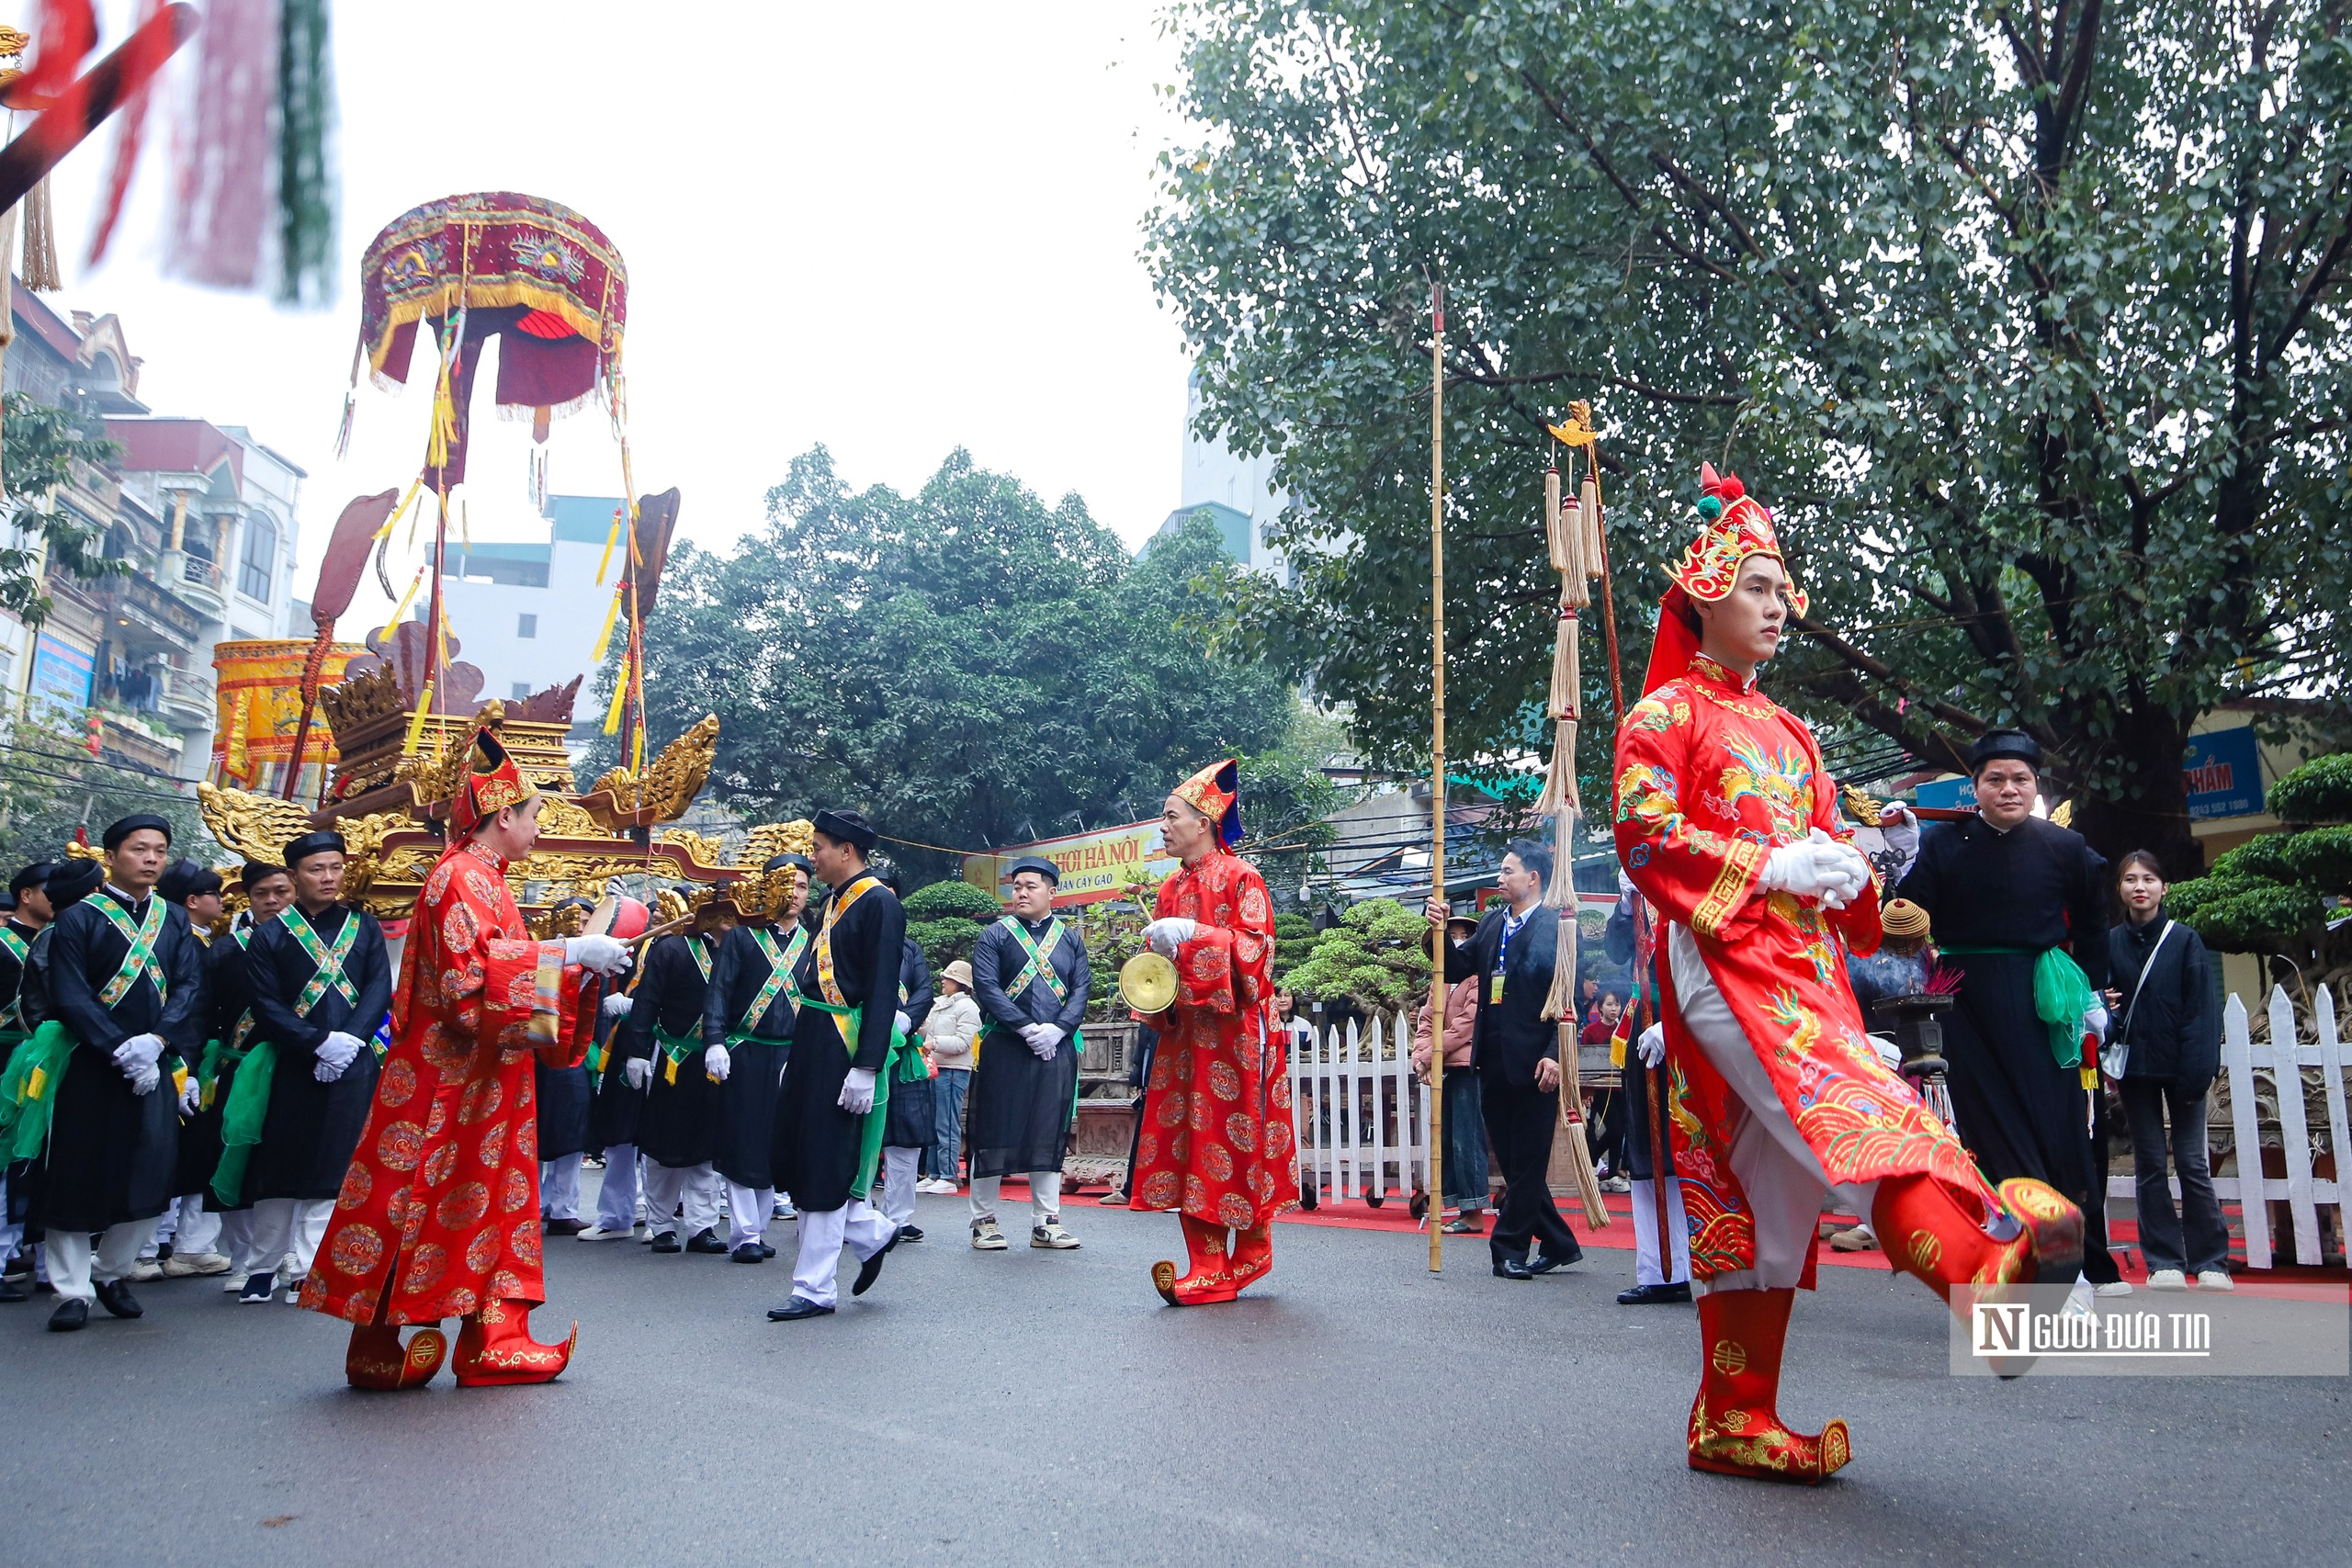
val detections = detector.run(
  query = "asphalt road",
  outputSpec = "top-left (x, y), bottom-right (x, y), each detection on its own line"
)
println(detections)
top-left (5, 1190), bottom-right (2347, 1567)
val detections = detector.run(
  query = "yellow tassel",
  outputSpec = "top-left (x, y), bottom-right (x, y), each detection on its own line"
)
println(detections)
top-left (1580, 474), bottom-right (1603, 580)
top-left (401, 693), bottom-right (435, 755)
top-left (587, 587), bottom-right (624, 666)
top-left (602, 651), bottom-right (630, 735)
top-left (594, 505), bottom-right (623, 585)
top-left (663, 1054), bottom-right (679, 1085)
top-left (26, 1065), bottom-right (46, 1101)
top-left (1544, 467), bottom-right (1566, 574)
top-left (372, 479), bottom-right (423, 543)
top-left (387, 566), bottom-right (425, 627)
top-left (172, 1066), bottom-right (189, 1102)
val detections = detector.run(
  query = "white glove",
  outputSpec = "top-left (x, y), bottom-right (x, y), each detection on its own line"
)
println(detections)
top-left (1636, 1023), bottom-right (1665, 1069)
top-left (893, 1010), bottom-right (912, 1037)
top-left (1814, 829), bottom-right (1874, 908)
top-left (705, 1043), bottom-right (731, 1083)
top-left (178, 1075), bottom-right (202, 1113)
top-left (563, 934), bottom-right (633, 976)
top-left (601, 992), bottom-right (635, 1020)
top-left (1027, 1023), bottom-right (1064, 1060)
top-left (1877, 802), bottom-right (1919, 863)
top-left (838, 1066), bottom-right (877, 1115)
top-left (313, 1031), bottom-right (365, 1084)
top-left (1144, 918), bottom-right (1198, 956)
top-left (1761, 830), bottom-right (1870, 908)
top-left (111, 1032), bottom-right (165, 1074)
top-left (130, 1065), bottom-right (161, 1096)
top-left (624, 1056), bottom-right (653, 1090)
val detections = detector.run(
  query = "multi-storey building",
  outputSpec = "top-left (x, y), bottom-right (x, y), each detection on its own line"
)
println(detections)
top-left (432, 492), bottom-right (626, 729)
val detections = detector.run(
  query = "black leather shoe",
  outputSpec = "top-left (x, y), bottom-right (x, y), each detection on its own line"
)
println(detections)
top-left (1617, 1281), bottom-right (1693, 1304)
top-left (852, 1246), bottom-right (888, 1297)
top-left (544, 1216), bottom-right (587, 1236)
top-left (730, 1243), bottom-right (766, 1264)
top-left (1493, 1258), bottom-right (1536, 1280)
top-left (1526, 1246), bottom-right (1581, 1274)
top-left (0, 1276), bottom-right (28, 1303)
top-left (767, 1295), bottom-right (832, 1321)
top-left (648, 1231), bottom-right (682, 1254)
top-left (47, 1297), bottom-right (89, 1332)
top-left (95, 1279), bottom-right (144, 1318)
top-left (896, 1224), bottom-right (924, 1244)
top-left (685, 1228), bottom-right (729, 1255)
top-left (758, 1243), bottom-right (776, 1258)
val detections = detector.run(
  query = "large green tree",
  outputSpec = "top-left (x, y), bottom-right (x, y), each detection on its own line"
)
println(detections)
top-left (593, 447), bottom-right (1299, 883)
top-left (2, 392), bottom-right (125, 627)
top-left (1150, 0), bottom-right (2352, 874)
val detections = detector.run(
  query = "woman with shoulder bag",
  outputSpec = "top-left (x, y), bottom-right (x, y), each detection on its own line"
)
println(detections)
top-left (2105, 851), bottom-right (2232, 1292)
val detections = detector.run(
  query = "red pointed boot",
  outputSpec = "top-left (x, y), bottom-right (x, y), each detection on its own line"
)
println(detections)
top-left (1152, 1215), bottom-right (1237, 1306)
top-left (1686, 1287), bottom-right (1851, 1484)
top-left (1226, 1223), bottom-right (1273, 1293)
top-left (345, 1323), bottom-right (447, 1392)
top-left (1873, 1174), bottom-right (2085, 1317)
top-left (452, 1299), bottom-right (577, 1387)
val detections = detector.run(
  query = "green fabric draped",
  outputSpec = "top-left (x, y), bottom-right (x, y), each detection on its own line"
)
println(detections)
top-left (210, 1040), bottom-right (279, 1209)
top-left (1941, 942), bottom-right (2098, 1068)
top-left (0, 1020), bottom-right (74, 1163)
top-left (799, 996), bottom-right (907, 1202)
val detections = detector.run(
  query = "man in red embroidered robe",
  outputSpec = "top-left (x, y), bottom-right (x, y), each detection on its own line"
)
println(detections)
top-left (300, 727), bottom-right (631, 1389)
top-left (1614, 466), bottom-right (2084, 1483)
top-left (1129, 759), bottom-right (1295, 1305)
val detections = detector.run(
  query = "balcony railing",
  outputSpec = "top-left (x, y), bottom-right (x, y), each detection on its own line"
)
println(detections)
top-left (155, 666), bottom-right (215, 730)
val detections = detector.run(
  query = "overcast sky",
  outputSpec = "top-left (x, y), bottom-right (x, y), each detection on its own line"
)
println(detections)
top-left (36, 2), bottom-right (1196, 629)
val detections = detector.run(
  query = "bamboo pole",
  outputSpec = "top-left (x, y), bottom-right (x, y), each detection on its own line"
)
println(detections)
top-left (1427, 281), bottom-right (1447, 1277)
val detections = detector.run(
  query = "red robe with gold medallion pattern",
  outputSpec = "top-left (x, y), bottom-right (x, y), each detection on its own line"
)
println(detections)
top-left (1129, 847), bottom-right (1295, 1230)
top-left (301, 840), bottom-right (587, 1325)
top-left (1612, 652), bottom-right (1996, 1283)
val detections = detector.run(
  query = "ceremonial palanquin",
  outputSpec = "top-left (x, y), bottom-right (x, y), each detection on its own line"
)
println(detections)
top-left (300, 839), bottom-right (588, 1324)
top-left (1129, 848), bottom-right (1295, 1231)
top-left (1613, 650), bottom-right (1996, 1280)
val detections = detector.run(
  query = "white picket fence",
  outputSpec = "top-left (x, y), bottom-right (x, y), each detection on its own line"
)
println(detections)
top-left (1289, 1010), bottom-right (1434, 1206)
top-left (2105, 985), bottom-right (2349, 1269)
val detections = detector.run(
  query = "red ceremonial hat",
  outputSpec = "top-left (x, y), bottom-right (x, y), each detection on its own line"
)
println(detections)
top-left (1171, 758), bottom-right (1243, 850)
top-left (449, 725), bottom-right (537, 836)
top-left (1640, 463), bottom-right (1808, 696)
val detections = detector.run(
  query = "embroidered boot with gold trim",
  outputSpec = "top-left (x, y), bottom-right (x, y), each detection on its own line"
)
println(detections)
top-left (1152, 1215), bottom-right (1236, 1306)
top-left (1226, 1222), bottom-right (1273, 1292)
top-left (1873, 1174), bottom-right (2085, 1313)
top-left (1687, 1287), bottom-right (1850, 1484)
top-left (345, 1323), bottom-right (447, 1392)
top-left (452, 1298), bottom-right (577, 1386)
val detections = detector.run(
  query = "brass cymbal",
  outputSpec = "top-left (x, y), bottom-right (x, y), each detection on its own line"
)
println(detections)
top-left (1118, 951), bottom-right (1179, 1014)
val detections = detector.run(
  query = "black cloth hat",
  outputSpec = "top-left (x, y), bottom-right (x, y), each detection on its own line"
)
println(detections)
top-left (1004, 854), bottom-right (1060, 886)
top-left (158, 859), bottom-right (221, 903)
top-left (812, 808), bottom-right (878, 853)
top-left (282, 830), bottom-right (346, 868)
top-left (44, 859), bottom-right (102, 906)
top-left (101, 813), bottom-right (172, 852)
top-left (11, 861), bottom-right (58, 897)
top-left (761, 853), bottom-right (814, 876)
top-left (1967, 729), bottom-right (2043, 774)
top-left (241, 859), bottom-right (289, 890)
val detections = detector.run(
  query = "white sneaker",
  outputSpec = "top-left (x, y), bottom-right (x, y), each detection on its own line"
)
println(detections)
top-left (971, 1219), bottom-right (1008, 1251)
top-left (1031, 1219), bottom-right (1080, 1250)
top-left (129, 1259), bottom-right (164, 1282)
top-left (2146, 1268), bottom-right (2188, 1291)
top-left (775, 1202), bottom-right (797, 1222)
top-left (163, 1250), bottom-right (232, 1278)
top-left (2094, 1280), bottom-right (2134, 1297)
top-left (576, 1224), bottom-right (635, 1242)
top-left (915, 1178), bottom-right (958, 1196)
top-left (2196, 1269), bottom-right (2235, 1292)
top-left (221, 1272), bottom-right (247, 1293)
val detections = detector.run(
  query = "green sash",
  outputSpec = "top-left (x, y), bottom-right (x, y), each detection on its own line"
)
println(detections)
top-left (196, 1036), bottom-right (249, 1111)
top-left (0, 926), bottom-right (27, 1031)
top-left (210, 1042), bottom-right (277, 1208)
top-left (0, 1020), bottom-right (74, 1163)
top-left (222, 926), bottom-right (257, 1052)
top-left (798, 995), bottom-right (910, 1202)
top-left (280, 908), bottom-right (361, 1013)
top-left (1940, 944), bottom-right (2099, 1068)
top-left (742, 926), bottom-right (806, 1032)
top-left (998, 915), bottom-right (1069, 1003)
top-left (653, 1024), bottom-right (703, 1085)
top-left (91, 894), bottom-right (167, 1007)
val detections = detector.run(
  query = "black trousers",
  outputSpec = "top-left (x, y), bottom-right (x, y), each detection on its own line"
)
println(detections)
top-left (2120, 1076), bottom-right (2231, 1274)
top-left (1480, 1070), bottom-right (1581, 1267)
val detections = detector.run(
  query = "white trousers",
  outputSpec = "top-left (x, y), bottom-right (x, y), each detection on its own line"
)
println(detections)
top-left (220, 1209), bottom-right (263, 1279)
top-left (880, 1146), bottom-right (920, 1229)
top-left (0, 1170), bottom-right (19, 1263)
top-left (790, 1199), bottom-right (896, 1308)
top-left (595, 1146), bottom-right (643, 1231)
top-left (249, 1198), bottom-right (333, 1280)
top-left (642, 1161), bottom-right (719, 1239)
top-left (540, 1153), bottom-right (583, 1220)
top-left (143, 1196), bottom-right (180, 1256)
top-left (726, 1182), bottom-right (774, 1249)
top-left (47, 1222), bottom-right (148, 1303)
top-left (174, 1192), bottom-right (224, 1257)
top-left (969, 1171), bottom-right (1060, 1227)
top-left (1629, 1177), bottom-right (1691, 1286)
top-left (1668, 925), bottom-right (1873, 1294)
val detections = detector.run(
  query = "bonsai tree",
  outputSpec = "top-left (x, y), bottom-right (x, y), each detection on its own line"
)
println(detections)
top-left (2171, 753), bottom-right (2352, 1003)
top-left (902, 876), bottom-right (1003, 976)
top-left (1280, 898), bottom-right (1433, 1016)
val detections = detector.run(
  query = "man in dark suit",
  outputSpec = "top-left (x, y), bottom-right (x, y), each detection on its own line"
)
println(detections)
top-left (1426, 840), bottom-right (1583, 1280)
